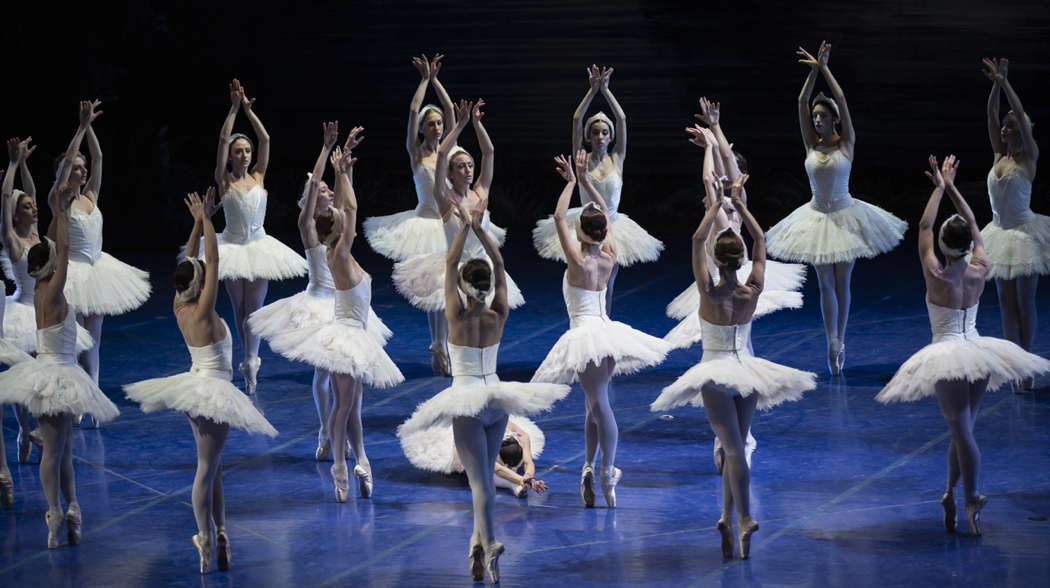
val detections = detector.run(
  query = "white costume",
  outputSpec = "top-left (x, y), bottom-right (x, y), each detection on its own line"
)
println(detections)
top-left (2, 249), bottom-right (92, 353)
top-left (980, 168), bottom-right (1050, 280)
top-left (207, 185), bottom-right (308, 281)
top-left (65, 205), bottom-right (151, 315)
top-left (400, 416), bottom-right (545, 474)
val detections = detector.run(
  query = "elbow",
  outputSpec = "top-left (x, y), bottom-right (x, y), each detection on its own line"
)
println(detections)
top-left (918, 220), bottom-right (934, 232)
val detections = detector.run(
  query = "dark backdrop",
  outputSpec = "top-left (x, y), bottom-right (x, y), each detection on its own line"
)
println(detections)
top-left (4, 0), bottom-right (1049, 253)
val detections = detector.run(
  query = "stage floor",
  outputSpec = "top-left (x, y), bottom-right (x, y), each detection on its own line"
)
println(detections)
top-left (1, 242), bottom-right (1048, 587)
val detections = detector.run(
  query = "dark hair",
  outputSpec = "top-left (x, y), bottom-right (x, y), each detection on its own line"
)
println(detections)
top-left (811, 96), bottom-right (839, 123)
top-left (579, 207), bottom-right (608, 242)
top-left (714, 231), bottom-right (745, 271)
top-left (940, 216), bottom-right (972, 254)
top-left (316, 208), bottom-right (338, 243)
top-left (460, 258), bottom-right (492, 292)
top-left (499, 437), bottom-right (523, 468)
top-left (733, 150), bottom-right (749, 175)
top-left (53, 152), bottom-right (86, 175)
top-left (173, 259), bottom-right (204, 294)
top-left (27, 241), bottom-right (52, 275)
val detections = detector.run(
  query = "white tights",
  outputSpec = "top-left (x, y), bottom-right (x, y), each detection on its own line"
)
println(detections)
top-left (189, 415), bottom-right (228, 538)
top-left (814, 261), bottom-right (855, 354)
top-left (224, 278), bottom-right (269, 364)
top-left (427, 310), bottom-right (448, 357)
top-left (701, 388), bottom-right (758, 524)
top-left (37, 413), bottom-right (76, 513)
top-left (329, 374), bottom-right (367, 469)
top-left (453, 411), bottom-right (509, 549)
top-left (312, 368), bottom-right (333, 443)
top-left (76, 313), bottom-right (105, 385)
top-left (934, 378), bottom-right (988, 502)
top-left (604, 264), bottom-right (620, 314)
top-left (995, 275), bottom-right (1039, 352)
top-left (580, 357), bottom-right (617, 474)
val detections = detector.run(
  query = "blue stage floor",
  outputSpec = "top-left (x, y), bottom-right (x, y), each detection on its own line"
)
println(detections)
top-left (1, 242), bottom-right (1048, 587)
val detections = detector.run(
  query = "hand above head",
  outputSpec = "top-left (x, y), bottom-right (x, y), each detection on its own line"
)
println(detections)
top-left (18, 137), bottom-right (36, 162)
top-left (79, 99), bottom-right (102, 127)
top-left (924, 155), bottom-right (944, 187)
top-left (587, 64), bottom-right (603, 90)
top-left (941, 154), bottom-right (959, 185)
top-left (600, 66), bottom-right (614, 89)
top-left (469, 198), bottom-right (487, 228)
top-left (797, 45), bottom-right (819, 68)
top-left (184, 190), bottom-right (206, 221)
top-left (685, 124), bottom-right (713, 148)
top-left (202, 186), bottom-right (220, 217)
top-left (730, 173), bottom-right (749, 205)
top-left (323, 121), bottom-right (339, 150)
top-left (229, 79), bottom-right (244, 107)
top-left (574, 148), bottom-right (589, 180)
top-left (981, 57), bottom-right (1006, 82)
top-left (472, 99), bottom-right (485, 121)
top-left (453, 99), bottom-right (474, 126)
top-left (6, 137), bottom-right (19, 161)
top-left (429, 53), bottom-right (445, 79)
top-left (330, 146), bottom-right (345, 173)
top-left (343, 125), bottom-right (366, 152)
top-left (553, 154), bottom-right (576, 184)
top-left (817, 40), bottom-right (831, 67)
top-left (411, 54), bottom-right (430, 79)
top-left (236, 80), bottom-right (256, 111)
top-left (695, 96), bottom-right (720, 127)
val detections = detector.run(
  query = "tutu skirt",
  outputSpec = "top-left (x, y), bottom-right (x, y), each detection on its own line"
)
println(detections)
top-left (180, 234), bottom-right (309, 282)
top-left (364, 211), bottom-right (506, 262)
top-left (392, 253), bottom-right (525, 311)
top-left (400, 415), bottom-right (545, 474)
top-left (875, 337), bottom-right (1050, 403)
top-left (124, 372), bottom-right (277, 436)
top-left (248, 290), bottom-right (393, 343)
top-left (532, 209), bottom-right (663, 266)
top-left (398, 381), bottom-right (569, 437)
top-left (65, 253), bottom-right (151, 316)
top-left (980, 214), bottom-right (1050, 280)
top-left (531, 317), bottom-right (671, 385)
top-left (266, 320), bottom-right (403, 387)
top-left (3, 300), bottom-right (95, 353)
top-left (766, 198), bottom-right (907, 265)
top-left (0, 358), bottom-right (119, 421)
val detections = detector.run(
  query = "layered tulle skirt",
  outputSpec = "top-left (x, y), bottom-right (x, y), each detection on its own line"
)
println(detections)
top-left (398, 381), bottom-right (569, 437)
top-left (392, 253), bottom-right (525, 311)
top-left (766, 198), bottom-right (907, 265)
top-left (65, 253), bottom-right (151, 316)
top-left (400, 415), bottom-right (545, 474)
top-left (124, 371), bottom-right (277, 436)
top-left (3, 299), bottom-right (95, 353)
top-left (531, 316), bottom-right (671, 384)
top-left (211, 234), bottom-right (308, 281)
top-left (266, 319), bottom-right (403, 387)
top-left (0, 355), bottom-right (119, 421)
top-left (980, 214), bottom-right (1050, 280)
top-left (364, 211), bottom-right (506, 262)
top-left (532, 208), bottom-right (663, 266)
top-left (248, 289), bottom-right (393, 343)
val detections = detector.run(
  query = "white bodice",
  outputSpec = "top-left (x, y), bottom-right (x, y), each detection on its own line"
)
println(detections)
top-left (69, 206), bottom-right (103, 264)
top-left (306, 246), bottom-right (335, 295)
top-left (36, 311), bottom-right (78, 365)
top-left (927, 299), bottom-right (979, 343)
top-left (700, 318), bottom-right (753, 357)
top-left (412, 161), bottom-right (443, 219)
top-left (187, 321), bottom-right (234, 380)
top-left (442, 210), bottom-right (495, 258)
top-left (334, 275), bottom-right (371, 328)
top-left (221, 185), bottom-right (269, 244)
top-left (7, 249), bottom-right (34, 304)
top-left (805, 149), bottom-right (854, 213)
top-left (987, 168), bottom-right (1034, 229)
top-left (563, 273), bottom-right (609, 328)
top-left (448, 342), bottom-right (500, 385)
top-left (581, 168), bottom-right (622, 217)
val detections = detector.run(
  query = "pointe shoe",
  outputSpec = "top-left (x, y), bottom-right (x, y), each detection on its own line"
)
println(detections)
top-left (941, 491), bottom-right (956, 533)
top-left (738, 519), bottom-right (759, 559)
top-left (580, 465), bottom-right (596, 508)
top-left (65, 503), bottom-right (82, 546)
top-left (46, 508), bottom-right (64, 549)
top-left (332, 462), bottom-right (350, 503)
top-left (0, 474), bottom-right (13, 509)
top-left (468, 541), bottom-right (485, 582)
top-left (429, 347), bottom-right (450, 377)
top-left (17, 432), bottom-right (32, 464)
top-left (713, 438), bottom-right (725, 475)
top-left (239, 356), bottom-right (261, 395)
top-left (484, 541), bottom-right (505, 584)
top-left (717, 519), bottom-right (734, 558)
top-left (601, 467), bottom-right (622, 508)
top-left (836, 345), bottom-right (846, 374)
top-left (216, 529), bottom-right (231, 571)
top-left (192, 533), bottom-right (212, 574)
top-left (744, 431), bottom-right (757, 469)
top-left (827, 347), bottom-right (842, 376)
top-left (966, 495), bottom-right (988, 536)
top-left (315, 439), bottom-right (331, 462)
top-left (354, 464), bottom-right (373, 499)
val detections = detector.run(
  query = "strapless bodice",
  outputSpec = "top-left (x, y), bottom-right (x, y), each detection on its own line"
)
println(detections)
top-left (987, 168), bottom-right (1034, 229)
top-left (805, 149), bottom-right (854, 212)
top-left (306, 246), bottom-right (335, 295)
top-left (412, 161), bottom-right (443, 219)
top-left (926, 299), bottom-right (979, 343)
top-left (187, 321), bottom-right (234, 380)
top-left (69, 206), bottom-right (103, 263)
top-left (334, 275), bottom-right (371, 328)
top-left (581, 169), bottom-right (622, 216)
top-left (563, 273), bottom-right (608, 327)
top-left (448, 342), bottom-right (500, 383)
top-left (221, 185), bottom-right (269, 243)
top-left (7, 249), bottom-right (35, 304)
top-left (700, 318), bottom-right (753, 354)
top-left (36, 311), bottom-right (78, 364)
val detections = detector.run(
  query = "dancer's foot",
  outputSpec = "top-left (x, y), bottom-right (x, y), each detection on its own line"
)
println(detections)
top-left (601, 467), bottom-right (622, 508)
top-left (713, 437), bottom-right (725, 475)
top-left (836, 344), bottom-right (846, 374)
top-left (65, 502), bottom-right (82, 546)
top-left (744, 431), bottom-right (757, 469)
top-left (354, 464), bottom-right (373, 499)
top-left (828, 344), bottom-right (843, 376)
top-left (315, 439), bottom-right (331, 462)
top-left (239, 356), bottom-right (261, 395)
top-left (966, 495), bottom-right (988, 536)
top-left (468, 541), bottom-right (485, 582)
top-left (738, 519), bottom-right (759, 559)
top-left (46, 508), bottom-right (64, 549)
top-left (716, 518), bottom-right (734, 558)
top-left (216, 528), bottom-right (231, 571)
top-left (429, 346), bottom-right (450, 377)
top-left (0, 473), bottom-right (13, 509)
top-left (941, 491), bottom-right (956, 533)
top-left (332, 462), bottom-right (350, 503)
top-left (484, 541), bottom-right (505, 584)
top-left (192, 533), bottom-right (212, 573)
top-left (580, 465), bottom-right (596, 508)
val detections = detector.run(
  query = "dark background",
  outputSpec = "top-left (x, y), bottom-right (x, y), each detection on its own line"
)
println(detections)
top-left (3, 0), bottom-right (1048, 254)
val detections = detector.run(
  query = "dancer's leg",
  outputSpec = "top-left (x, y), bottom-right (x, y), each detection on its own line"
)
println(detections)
top-left (346, 377), bottom-right (368, 469)
top-left (59, 418), bottom-right (77, 505)
top-left (329, 374), bottom-right (352, 469)
top-left (832, 260), bottom-right (855, 349)
top-left (453, 415), bottom-right (499, 548)
top-left (312, 368), bottom-right (333, 445)
top-left (427, 310), bottom-right (449, 374)
top-left (1016, 274), bottom-right (1039, 352)
top-left (813, 264), bottom-right (840, 365)
top-left (188, 416), bottom-right (229, 538)
top-left (0, 407), bottom-right (11, 507)
top-left (580, 357), bottom-right (617, 473)
top-left (604, 264), bottom-right (620, 314)
top-left (13, 404), bottom-right (36, 462)
top-left (995, 278), bottom-right (1022, 346)
top-left (37, 414), bottom-right (68, 512)
top-left (701, 388), bottom-right (757, 524)
top-left (76, 314), bottom-right (105, 385)
top-left (240, 278), bottom-right (268, 362)
top-left (934, 379), bottom-right (987, 502)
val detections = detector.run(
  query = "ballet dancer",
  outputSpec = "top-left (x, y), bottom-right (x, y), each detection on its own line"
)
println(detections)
top-left (212, 79), bottom-right (308, 395)
top-left (765, 42), bottom-right (906, 375)
top-left (249, 123), bottom-right (391, 461)
top-left (876, 155), bottom-right (1049, 534)
top-left (979, 57), bottom-right (1047, 391)
top-left (651, 172), bottom-right (816, 559)
top-left (401, 416), bottom-right (550, 498)
top-left (267, 139), bottom-right (403, 501)
top-left (533, 65), bottom-right (663, 312)
top-left (0, 101), bottom-right (121, 547)
top-left (531, 151), bottom-right (671, 507)
top-left (398, 198), bottom-right (568, 583)
top-left (392, 99), bottom-right (524, 322)
top-left (363, 54), bottom-right (468, 374)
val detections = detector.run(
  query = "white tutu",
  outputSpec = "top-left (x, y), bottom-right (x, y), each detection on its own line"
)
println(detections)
top-left (3, 300), bottom-right (94, 354)
top-left (65, 252), bottom-right (151, 316)
top-left (248, 290), bottom-right (393, 343)
top-left (0, 359), bottom-right (119, 420)
top-left (765, 199), bottom-right (907, 265)
top-left (364, 211), bottom-right (506, 262)
top-left (663, 290), bottom-right (804, 350)
top-left (532, 319), bottom-right (671, 384)
top-left (267, 321), bottom-right (403, 386)
top-left (400, 415), bottom-right (544, 474)
top-left (532, 208), bottom-right (663, 266)
top-left (392, 252), bottom-right (525, 311)
top-left (980, 214), bottom-right (1050, 280)
top-left (0, 338), bottom-right (32, 366)
top-left (213, 234), bottom-right (308, 281)
top-left (124, 373), bottom-right (277, 436)
top-left (398, 381), bottom-right (568, 437)
top-left (665, 259), bottom-right (807, 320)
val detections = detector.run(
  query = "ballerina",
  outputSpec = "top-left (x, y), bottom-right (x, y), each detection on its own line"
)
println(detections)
top-left (125, 189), bottom-right (277, 572)
top-left (398, 198), bottom-right (568, 583)
top-left (0, 102), bottom-right (120, 547)
top-left (651, 172), bottom-right (816, 559)
top-left (531, 151), bottom-right (671, 508)
top-left (267, 140), bottom-right (403, 501)
top-left (401, 416), bottom-right (550, 498)
top-left (875, 155), bottom-right (1049, 535)
top-left (978, 57), bottom-right (1047, 392)
top-left (532, 65), bottom-right (663, 312)
top-left (765, 42), bottom-right (906, 375)
top-left (212, 79), bottom-right (308, 395)
top-left (363, 54), bottom-right (466, 374)
top-left (392, 99), bottom-right (524, 322)
top-left (249, 123), bottom-right (390, 461)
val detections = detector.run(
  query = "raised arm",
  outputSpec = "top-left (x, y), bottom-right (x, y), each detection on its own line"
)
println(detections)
top-left (443, 206), bottom-right (471, 317)
top-left (599, 68), bottom-right (628, 166)
top-left (406, 55), bottom-right (431, 162)
top-left (47, 189), bottom-right (73, 297)
top-left (215, 80), bottom-right (241, 187)
top-left (299, 122), bottom-right (339, 248)
top-left (991, 58), bottom-right (1039, 162)
top-left (731, 175), bottom-right (764, 290)
top-left (941, 155), bottom-right (987, 266)
top-left (551, 154), bottom-right (584, 266)
top-left (184, 189), bottom-right (220, 315)
top-left (239, 83), bottom-right (271, 181)
top-left (429, 54), bottom-right (457, 130)
top-left (691, 177), bottom-right (722, 291)
top-left (696, 97), bottom-right (741, 180)
top-left (332, 145), bottom-right (359, 256)
top-left (918, 155), bottom-right (947, 272)
top-left (434, 100), bottom-right (472, 219)
top-left (469, 202), bottom-right (508, 317)
top-left (574, 149), bottom-right (610, 216)
top-left (84, 103), bottom-right (103, 201)
top-left (571, 66), bottom-right (602, 153)
top-left (472, 100), bottom-right (494, 195)
top-left (797, 46), bottom-right (821, 151)
top-left (982, 59), bottom-right (1005, 156)
top-left (50, 102), bottom-right (93, 211)
top-left (3, 140), bottom-right (19, 255)
top-left (817, 43), bottom-right (855, 155)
